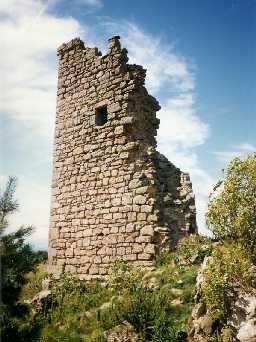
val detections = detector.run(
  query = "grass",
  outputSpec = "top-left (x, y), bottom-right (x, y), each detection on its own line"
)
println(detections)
top-left (18, 235), bottom-right (220, 342)
top-left (18, 251), bottom-right (200, 342)
top-left (20, 262), bottom-right (48, 301)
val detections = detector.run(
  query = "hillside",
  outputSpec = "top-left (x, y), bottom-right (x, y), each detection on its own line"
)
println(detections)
top-left (17, 234), bottom-right (256, 342)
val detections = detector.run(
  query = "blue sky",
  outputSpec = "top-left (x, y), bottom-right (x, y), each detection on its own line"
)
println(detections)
top-left (1, 0), bottom-right (255, 249)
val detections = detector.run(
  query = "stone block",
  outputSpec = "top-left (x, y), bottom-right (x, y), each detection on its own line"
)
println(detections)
top-left (140, 225), bottom-right (154, 236)
top-left (133, 195), bottom-right (147, 205)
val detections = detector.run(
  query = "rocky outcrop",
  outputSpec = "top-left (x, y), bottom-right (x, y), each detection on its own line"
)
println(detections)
top-left (104, 321), bottom-right (138, 342)
top-left (24, 289), bottom-right (52, 314)
top-left (188, 257), bottom-right (256, 342)
top-left (230, 293), bottom-right (256, 342)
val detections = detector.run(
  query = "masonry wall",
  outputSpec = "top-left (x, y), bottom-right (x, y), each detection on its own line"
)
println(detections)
top-left (48, 36), bottom-right (197, 279)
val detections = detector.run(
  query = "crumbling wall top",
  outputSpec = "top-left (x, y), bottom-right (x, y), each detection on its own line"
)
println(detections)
top-left (57, 37), bottom-right (85, 55)
top-left (57, 36), bottom-right (125, 57)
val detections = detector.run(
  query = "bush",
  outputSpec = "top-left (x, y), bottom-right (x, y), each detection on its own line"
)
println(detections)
top-left (206, 154), bottom-right (256, 257)
top-left (202, 244), bottom-right (253, 321)
top-left (20, 263), bottom-right (48, 301)
top-left (17, 254), bottom-right (198, 342)
top-left (105, 259), bottom-right (191, 341)
top-left (155, 250), bottom-right (176, 267)
top-left (0, 177), bottom-right (47, 341)
top-left (176, 234), bottom-right (213, 265)
top-left (107, 259), bottom-right (143, 293)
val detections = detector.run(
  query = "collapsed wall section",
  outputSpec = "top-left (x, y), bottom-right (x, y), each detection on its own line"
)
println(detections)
top-left (48, 36), bottom-right (197, 279)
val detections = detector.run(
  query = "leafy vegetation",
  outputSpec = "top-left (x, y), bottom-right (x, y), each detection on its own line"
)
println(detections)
top-left (206, 153), bottom-right (256, 257)
top-left (201, 154), bottom-right (256, 333)
top-left (176, 234), bottom-right (213, 265)
top-left (2, 153), bottom-right (256, 341)
top-left (20, 262), bottom-right (48, 301)
top-left (202, 243), bottom-right (254, 321)
top-left (0, 177), bottom-right (47, 341)
top-left (17, 249), bottom-right (200, 342)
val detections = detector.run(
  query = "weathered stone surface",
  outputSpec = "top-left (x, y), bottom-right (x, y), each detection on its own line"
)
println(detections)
top-left (189, 257), bottom-right (256, 342)
top-left (104, 321), bottom-right (138, 342)
top-left (48, 36), bottom-right (197, 279)
top-left (24, 290), bottom-right (52, 314)
top-left (230, 293), bottom-right (256, 342)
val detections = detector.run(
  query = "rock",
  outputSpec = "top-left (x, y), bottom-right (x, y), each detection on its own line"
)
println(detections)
top-left (171, 298), bottom-right (183, 306)
top-left (85, 296), bottom-right (120, 318)
top-left (24, 290), bottom-right (52, 314)
top-left (237, 319), bottom-right (256, 342)
top-left (192, 303), bottom-right (206, 319)
top-left (144, 276), bottom-right (159, 291)
top-left (104, 321), bottom-right (138, 342)
top-left (197, 315), bottom-right (214, 335)
top-left (25, 290), bottom-right (51, 306)
top-left (133, 195), bottom-right (147, 205)
top-left (140, 225), bottom-right (154, 236)
top-left (228, 292), bottom-right (256, 342)
top-left (188, 257), bottom-right (217, 341)
top-left (194, 257), bottom-right (213, 301)
top-left (189, 256), bottom-right (256, 342)
top-left (42, 277), bottom-right (53, 291)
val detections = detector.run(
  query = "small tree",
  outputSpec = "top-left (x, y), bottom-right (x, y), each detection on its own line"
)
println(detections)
top-left (0, 177), bottom-right (47, 341)
top-left (0, 177), bottom-right (18, 233)
top-left (206, 153), bottom-right (256, 256)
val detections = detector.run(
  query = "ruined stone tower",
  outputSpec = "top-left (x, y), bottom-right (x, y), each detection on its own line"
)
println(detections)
top-left (48, 36), bottom-right (197, 279)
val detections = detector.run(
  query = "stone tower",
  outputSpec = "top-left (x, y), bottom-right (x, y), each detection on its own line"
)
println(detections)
top-left (48, 36), bottom-right (197, 279)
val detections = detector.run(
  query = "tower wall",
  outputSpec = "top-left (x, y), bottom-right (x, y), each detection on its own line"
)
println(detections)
top-left (48, 36), bottom-right (197, 279)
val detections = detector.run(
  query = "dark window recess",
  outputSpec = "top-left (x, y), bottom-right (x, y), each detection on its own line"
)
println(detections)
top-left (95, 106), bottom-right (108, 126)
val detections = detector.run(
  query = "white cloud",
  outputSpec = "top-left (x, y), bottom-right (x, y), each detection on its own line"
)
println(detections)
top-left (8, 178), bottom-right (51, 250)
top-left (158, 94), bottom-right (208, 148)
top-left (0, 0), bottom-right (83, 247)
top-left (0, 0), bottom-right (83, 136)
top-left (214, 142), bottom-right (256, 163)
top-left (103, 22), bottom-right (209, 148)
top-left (234, 142), bottom-right (256, 152)
top-left (1, 3), bottom-right (212, 246)
top-left (119, 23), bottom-right (194, 94)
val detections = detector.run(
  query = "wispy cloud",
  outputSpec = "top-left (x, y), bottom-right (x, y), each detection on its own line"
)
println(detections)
top-left (0, 0), bottom-right (83, 247)
top-left (213, 142), bottom-right (256, 163)
top-left (79, 0), bottom-right (103, 7)
top-left (1, 2), bottom-right (212, 245)
top-left (102, 21), bottom-right (209, 148)
top-left (117, 23), bottom-right (195, 94)
top-left (0, 0), bottom-right (83, 135)
top-left (234, 142), bottom-right (256, 152)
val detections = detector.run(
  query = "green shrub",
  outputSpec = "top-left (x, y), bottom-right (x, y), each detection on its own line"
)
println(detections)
top-left (155, 250), bottom-right (176, 267)
top-left (206, 154), bottom-right (256, 258)
top-left (0, 177), bottom-right (48, 342)
top-left (202, 244), bottom-right (253, 321)
top-left (105, 259), bottom-right (194, 341)
top-left (20, 263), bottom-right (48, 301)
top-left (177, 234), bottom-right (213, 265)
top-left (14, 253), bottom-right (199, 342)
top-left (107, 259), bottom-right (143, 293)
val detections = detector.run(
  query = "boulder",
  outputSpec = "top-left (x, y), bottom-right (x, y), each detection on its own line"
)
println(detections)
top-left (24, 289), bottom-right (52, 314)
top-left (104, 321), bottom-right (138, 342)
top-left (229, 293), bottom-right (256, 342)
